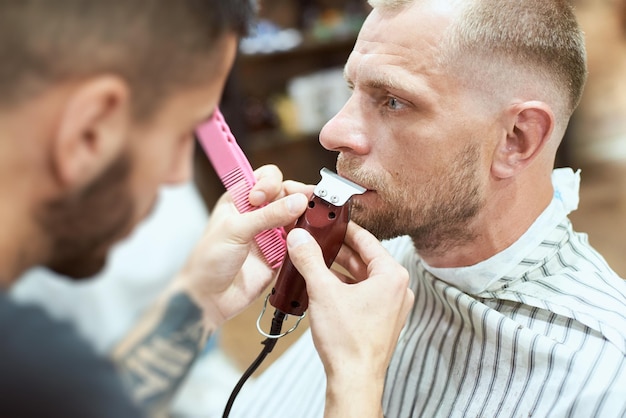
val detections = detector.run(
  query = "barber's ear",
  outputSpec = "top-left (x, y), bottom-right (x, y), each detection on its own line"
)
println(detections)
top-left (491, 101), bottom-right (554, 179)
top-left (53, 76), bottom-right (130, 189)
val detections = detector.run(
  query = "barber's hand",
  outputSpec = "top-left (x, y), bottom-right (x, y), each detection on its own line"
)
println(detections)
top-left (286, 222), bottom-right (414, 418)
top-left (175, 165), bottom-right (311, 330)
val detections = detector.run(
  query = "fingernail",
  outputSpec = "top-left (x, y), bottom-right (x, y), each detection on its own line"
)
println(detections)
top-left (288, 228), bottom-right (312, 248)
top-left (285, 193), bottom-right (307, 215)
top-left (249, 190), bottom-right (266, 204)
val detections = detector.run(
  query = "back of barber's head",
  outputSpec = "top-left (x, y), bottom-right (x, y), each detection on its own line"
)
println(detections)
top-left (0, 0), bottom-right (254, 120)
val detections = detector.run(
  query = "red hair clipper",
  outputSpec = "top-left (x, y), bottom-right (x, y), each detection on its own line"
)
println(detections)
top-left (268, 168), bottom-right (366, 317)
top-left (223, 169), bottom-right (366, 418)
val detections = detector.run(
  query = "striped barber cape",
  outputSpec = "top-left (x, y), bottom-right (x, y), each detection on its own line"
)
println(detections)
top-left (230, 169), bottom-right (626, 418)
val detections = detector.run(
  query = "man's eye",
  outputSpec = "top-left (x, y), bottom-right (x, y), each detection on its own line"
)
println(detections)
top-left (386, 97), bottom-right (403, 110)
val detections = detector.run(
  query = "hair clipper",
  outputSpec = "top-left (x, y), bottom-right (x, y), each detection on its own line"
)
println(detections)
top-left (268, 168), bottom-right (366, 316)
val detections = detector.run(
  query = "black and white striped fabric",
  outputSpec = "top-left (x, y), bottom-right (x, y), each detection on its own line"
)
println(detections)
top-left (231, 169), bottom-right (626, 417)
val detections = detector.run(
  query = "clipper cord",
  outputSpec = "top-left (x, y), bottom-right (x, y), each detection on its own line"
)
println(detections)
top-left (222, 309), bottom-right (287, 418)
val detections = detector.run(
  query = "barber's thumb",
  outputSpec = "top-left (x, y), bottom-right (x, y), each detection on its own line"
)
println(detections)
top-left (286, 228), bottom-right (328, 287)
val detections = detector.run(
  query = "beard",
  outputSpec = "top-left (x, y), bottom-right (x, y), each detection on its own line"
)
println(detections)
top-left (36, 153), bottom-right (135, 279)
top-left (338, 142), bottom-right (485, 255)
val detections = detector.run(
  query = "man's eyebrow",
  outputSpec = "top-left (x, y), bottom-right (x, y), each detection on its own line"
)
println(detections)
top-left (343, 66), bottom-right (408, 92)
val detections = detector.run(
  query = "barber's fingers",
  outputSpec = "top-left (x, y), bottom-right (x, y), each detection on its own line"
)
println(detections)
top-left (249, 165), bottom-right (283, 206)
top-left (342, 222), bottom-right (381, 261)
top-left (286, 227), bottom-right (371, 294)
top-left (287, 222), bottom-right (394, 288)
top-left (286, 228), bottom-right (336, 294)
top-left (232, 193), bottom-right (308, 243)
top-left (283, 180), bottom-right (315, 198)
top-left (327, 222), bottom-right (391, 283)
top-left (333, 243), bottom-right (368, 283)
top-left (341, 222), bottom-right (398, 276)
top-left (288, 226), bottom-right (413, 310)
top-left (249, 165), bottom-right (315, 207)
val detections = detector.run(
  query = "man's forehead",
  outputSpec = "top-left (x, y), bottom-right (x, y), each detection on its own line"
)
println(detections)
top-left (345, 19), bottom-right (448, 87)
top-left (343, 48), bottom-right (415, 86)
top-left (355, 2), bottom-right (456, 60)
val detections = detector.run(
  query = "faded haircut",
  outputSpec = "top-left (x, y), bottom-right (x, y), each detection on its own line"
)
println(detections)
top-left (0, 0), bottom-right (255, 120)
top-left (369, 0), bottom-right (587, 120)
top-left (445, 0), bottom-right (587, 116)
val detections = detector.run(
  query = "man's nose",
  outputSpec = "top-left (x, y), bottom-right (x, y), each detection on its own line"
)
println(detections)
top-left (319, 96), bottom-right (370, 155)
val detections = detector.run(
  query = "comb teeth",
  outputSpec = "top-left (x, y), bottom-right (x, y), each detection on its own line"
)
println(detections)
top-left (221, 167), bottom-right (286, 267)
top-left (256, 228), bottom-right (287, 269)
top-left (196, 108), bottom-right (287, 269)
top-left (221, 169), bottom-right (253, 211)
top-left (221, 168), bottom-right (246, 189)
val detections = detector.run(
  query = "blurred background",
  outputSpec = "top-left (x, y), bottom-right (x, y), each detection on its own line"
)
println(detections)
top-left (565, 0), bottom-right (626, 280)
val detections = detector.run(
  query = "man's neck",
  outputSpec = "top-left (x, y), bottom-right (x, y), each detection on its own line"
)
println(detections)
top-left (0, 195), bottom-right (45, 287)
top-left (0, 94), bottom-right (61, 286)
top-left (417, 178), bottom-right (554, 269)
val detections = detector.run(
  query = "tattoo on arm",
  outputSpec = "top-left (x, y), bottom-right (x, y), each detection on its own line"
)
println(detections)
top-left (113, 292), bottom-right (207, 416)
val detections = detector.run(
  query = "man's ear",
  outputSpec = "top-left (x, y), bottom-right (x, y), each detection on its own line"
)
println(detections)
top-left (53, 76), bottom-right (131, 189)
top-left (491, 101), bottom-right (555, 179)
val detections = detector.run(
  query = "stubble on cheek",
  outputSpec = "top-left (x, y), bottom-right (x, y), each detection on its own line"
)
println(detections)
top-left (336, 142), bottom-right (485, 248)
top-left (337, 156), bottom-right (410, 240)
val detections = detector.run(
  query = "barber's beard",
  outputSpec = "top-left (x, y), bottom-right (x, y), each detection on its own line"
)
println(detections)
top-left (338, 143), bottom-right (484, 254)
top-left (36, 153), bottom-right (135, 279)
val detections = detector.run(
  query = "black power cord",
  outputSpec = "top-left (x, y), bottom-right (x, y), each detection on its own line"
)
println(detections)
top-left (222, 309), bottom-right (287, 418)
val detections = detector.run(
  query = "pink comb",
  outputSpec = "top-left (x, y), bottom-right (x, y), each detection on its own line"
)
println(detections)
top-left (196, 108), bottom-right (287, 269)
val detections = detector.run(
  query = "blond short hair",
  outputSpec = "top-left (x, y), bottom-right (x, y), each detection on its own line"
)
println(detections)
top-left (368, 0), bottom-right (587, 119)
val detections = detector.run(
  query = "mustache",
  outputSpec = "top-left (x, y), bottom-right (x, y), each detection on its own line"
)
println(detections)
top-left (336, 155), bottom-right (384, 191)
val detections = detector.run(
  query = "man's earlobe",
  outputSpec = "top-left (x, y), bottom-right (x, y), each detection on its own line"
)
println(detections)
top-left (491, 102), bottom-right (554, 179)
top-left (52, 76), bottom-right (130, 189)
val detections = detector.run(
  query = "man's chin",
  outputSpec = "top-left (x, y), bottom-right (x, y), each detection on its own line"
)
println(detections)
top-left (47, 256), bottom-right (108, 281)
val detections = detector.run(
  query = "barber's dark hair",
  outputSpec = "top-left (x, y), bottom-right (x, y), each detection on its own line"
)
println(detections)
top-left (0, 0), bottom-right (255, 119)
